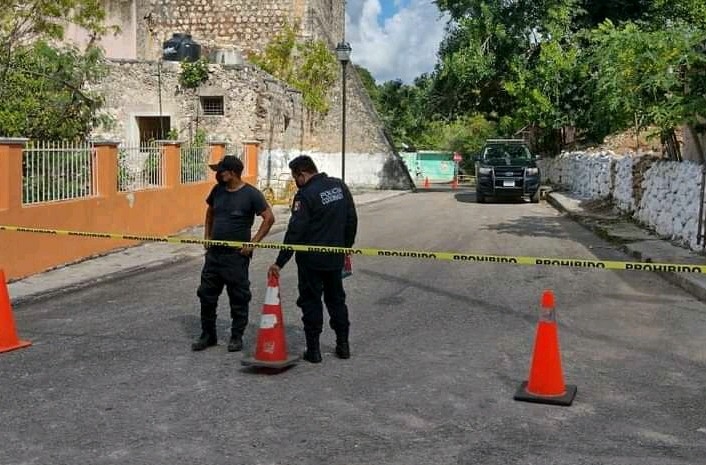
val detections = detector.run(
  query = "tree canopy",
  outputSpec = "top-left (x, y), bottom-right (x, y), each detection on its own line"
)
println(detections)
top-left (361, 0), bottom-right (706, 160)
top-left (0, 0), bottom-right (113, 140)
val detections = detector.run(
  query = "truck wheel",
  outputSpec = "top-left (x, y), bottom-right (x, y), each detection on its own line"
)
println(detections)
top-left (530, 190), bottom-right (540, 203)
top-left (476, 191), bottom-right (485, 203)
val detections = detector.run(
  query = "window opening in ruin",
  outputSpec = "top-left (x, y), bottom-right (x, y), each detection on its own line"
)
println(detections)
top-left (200, 96), bottom-right (225, 116)
top-left (136, 116), bottom-right (171, 143)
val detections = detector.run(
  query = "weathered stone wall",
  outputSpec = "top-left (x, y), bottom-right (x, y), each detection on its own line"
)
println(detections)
top-left (301, 0), bottom-right (344, 43)
top-left (539, 152), bottom-right (704, 250)
top-left (91, 0), bottom-right (411, 189)
top-left (132, 0), bottom-right (344, 60)
top-left (92, 59), bottom-right (411, 188)
top-left (136, 1), bottom-right (294, 59)
top-left (92, 60), bottom-right (302, 152)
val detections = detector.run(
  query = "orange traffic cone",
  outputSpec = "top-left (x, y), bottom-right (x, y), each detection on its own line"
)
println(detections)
top-left (423, 177), bottom-right (430, 189)
top-left (514, 290), bottom-right (576, 406)
top-left (241, 275), bottom-right (299, 370)
top-left (0, 269), bottom-right (32, 353)
top-left (452, 176), bottom-right (458, 190)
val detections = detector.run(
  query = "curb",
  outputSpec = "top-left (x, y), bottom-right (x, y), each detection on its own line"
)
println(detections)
top-left (547, 192), bottom-right (706, 304)
top-left (11, 254), bottom-right (193, 307)
top-left (10, 193), bottom-right (408, 306)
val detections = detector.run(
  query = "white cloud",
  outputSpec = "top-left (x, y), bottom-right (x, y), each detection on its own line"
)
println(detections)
top-left (345, 0), bottom-right (449, 84)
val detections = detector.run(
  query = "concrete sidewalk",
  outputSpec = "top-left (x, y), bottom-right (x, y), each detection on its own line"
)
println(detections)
top-left (547, 191), bottom-right (706, 303)
top-left (8, 189), bottom-right (408, 306)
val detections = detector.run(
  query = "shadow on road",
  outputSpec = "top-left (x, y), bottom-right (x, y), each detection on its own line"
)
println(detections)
top-left (454, 192), bottom-right (528, 205)
top-left (483, 216), bottom-right (570, 238)
top-left (414, 184), bottom-right (474, 193)
top-left (357, 267), bottom-right (706, 370)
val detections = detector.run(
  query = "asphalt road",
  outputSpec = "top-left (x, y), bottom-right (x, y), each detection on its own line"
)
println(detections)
top-left (2, 189), bottom-right (706, 465)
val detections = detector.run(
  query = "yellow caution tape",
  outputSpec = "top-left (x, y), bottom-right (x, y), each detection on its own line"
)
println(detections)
top-left (1, 224), bottom-right (704, 273)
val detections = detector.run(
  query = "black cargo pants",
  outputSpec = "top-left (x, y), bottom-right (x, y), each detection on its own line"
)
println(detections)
top-left (197, 248), bottom-right (252, 338)
top-left (296, 265), bottom-right (350, 341)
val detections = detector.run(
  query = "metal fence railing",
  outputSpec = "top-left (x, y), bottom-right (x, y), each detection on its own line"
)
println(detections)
top-left (180, 145), bottom-right (211, 183)
top-left (118, 143), bottom-right (164, 192)
top-left (22, 141), bottom-right (97, 205)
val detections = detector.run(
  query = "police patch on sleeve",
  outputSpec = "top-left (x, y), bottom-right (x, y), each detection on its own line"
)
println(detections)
top-left (293, 200), bottom-right (301, 212)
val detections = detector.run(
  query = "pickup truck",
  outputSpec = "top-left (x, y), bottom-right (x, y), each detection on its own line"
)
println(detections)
top-left (474, 139), bottom-right (540, 203)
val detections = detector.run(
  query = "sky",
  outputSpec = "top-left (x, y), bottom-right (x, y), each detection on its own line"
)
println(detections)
top-left (345, 0), bottom-right (449, 84)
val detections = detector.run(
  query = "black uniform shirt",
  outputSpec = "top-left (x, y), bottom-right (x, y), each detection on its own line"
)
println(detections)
top-left (275, 173), bottom-right (358, 270)
top-left (206, 184), bottom-right (268, 242)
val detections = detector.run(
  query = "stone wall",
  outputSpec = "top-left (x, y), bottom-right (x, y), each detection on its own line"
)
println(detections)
top-left (88, 0), bottom-right (411, 189)
top-left (92, 59), bottom-right (411, 188)
top-left (137, 0), bottom-right (287, 59)
top-left (131, 0), bottom-right (343, 60)
top-left (92, 60), bottom-right (301, 151)
top-left (259, 149), bottom-right (411, 190)
top-left (539, 152), bottom-right (704, 250)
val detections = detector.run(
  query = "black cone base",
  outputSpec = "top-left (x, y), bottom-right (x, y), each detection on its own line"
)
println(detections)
top-left (513, 381), bottom-right (577, 406)
top-left (241, 354), bottom-right (300, 370)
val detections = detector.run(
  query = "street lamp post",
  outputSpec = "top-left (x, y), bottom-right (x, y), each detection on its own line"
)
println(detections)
top-left (335, 41), bottom-right (352, 183)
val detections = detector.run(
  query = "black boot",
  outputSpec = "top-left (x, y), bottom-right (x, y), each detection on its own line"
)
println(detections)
top-left (335, 332), bottom-right (350, 359)
top-left (335, 342), bottom-right (350, 359)
top-left (192, 331), bottom-right (217, 351)
top-left (303, 333), bottom-right (322, 363)
top-left (192, 318), bottom-right (217, 351)
top-left (227, 333), bottom-right (243, 352)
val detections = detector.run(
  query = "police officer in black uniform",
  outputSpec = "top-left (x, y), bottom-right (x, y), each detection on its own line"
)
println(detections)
top-left (192, 155), bottom-right (275, 352)
top-left (268, 155), bottom-right (358, 363)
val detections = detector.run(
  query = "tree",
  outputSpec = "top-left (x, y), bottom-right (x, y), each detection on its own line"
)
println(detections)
top-left (292, 40), bottom-right (338, 113)
top-left (0, 41), bottom-right (111, 140)
top-left (586, 20), bottom-right (706, 158)
top-left (354, 65), bottom-right (378, 102)
top-left (249, 22), bottom-right (338, 113)
top-left (0, 0), bottom-right (109, 86)
top-left (429, 0), bottom-right (581, 121)
top-left (249, 22), bottom-right (297, 83)
top-left (416, 114), bottom-right (497, 167)
top-left (504, 38), bottom-right (589, 154)
top-left (0, 1), bottom-right (112, 140)
top-left (0, 0), bottom-right (107, 44)
top-left (649, 0), bottom-right (706, 29)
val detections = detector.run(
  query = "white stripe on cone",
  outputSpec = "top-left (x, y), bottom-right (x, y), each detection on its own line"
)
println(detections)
top-left (260, 314), bottom-right (277, 329)
top-left (265, 286), bottom-right (280, 305)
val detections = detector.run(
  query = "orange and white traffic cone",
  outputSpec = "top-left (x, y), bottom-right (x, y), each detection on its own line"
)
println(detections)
top-left (452, 176), bottom-right (458, 190)
top-left (0, 269), bottom-right (32, 354)
top-left (514, 290), bottom-right (576, 406)
top-left (424, 177), bottom-right (430, 189)
top-left (241, 275), bottom-right (299, 370)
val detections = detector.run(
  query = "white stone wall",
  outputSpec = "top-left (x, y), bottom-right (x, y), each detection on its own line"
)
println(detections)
top-left (613, 156), bottom-right (634, 212)
top-left (541, 152), bottom-right (705, 251)
top-left (635, 161), bottom-right (702, 249)
top-left (258, 149), bottom-right (411, 190)
top-left (539, 151), bottom-right (614, 199)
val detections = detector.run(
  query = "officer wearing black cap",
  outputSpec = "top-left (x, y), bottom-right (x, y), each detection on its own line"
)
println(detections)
top-left (192, 155), bottom-right (275, 352)
top-left (268, 155), bottom-right (358, 363)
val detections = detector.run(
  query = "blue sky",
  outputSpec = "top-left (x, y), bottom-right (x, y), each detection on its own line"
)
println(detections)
top-left (379, 0), bottom-right (410, 22)
top-left (345, 0), bottom-right (449, 84)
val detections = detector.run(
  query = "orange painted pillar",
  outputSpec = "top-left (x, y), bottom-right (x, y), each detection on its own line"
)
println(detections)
top-left (0, 138), bottom-right (27, 211)
top-left (242, 140), bottom-right (260, 180)
top-left (93, 141), bottom-right (119, 198)
top-left (209, 141), bottom-right (226, 165)
top-left (161, 141), bottom-right (181, 188)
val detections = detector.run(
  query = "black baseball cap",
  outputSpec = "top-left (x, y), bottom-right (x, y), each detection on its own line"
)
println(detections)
top-left (209, 155), bottom-right (243, 173)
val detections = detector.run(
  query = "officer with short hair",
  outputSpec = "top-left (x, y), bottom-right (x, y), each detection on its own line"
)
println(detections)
top-left (268, 155), bottom-right (358, 363)
top-left (192, 155), bottom-right (275, 352)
